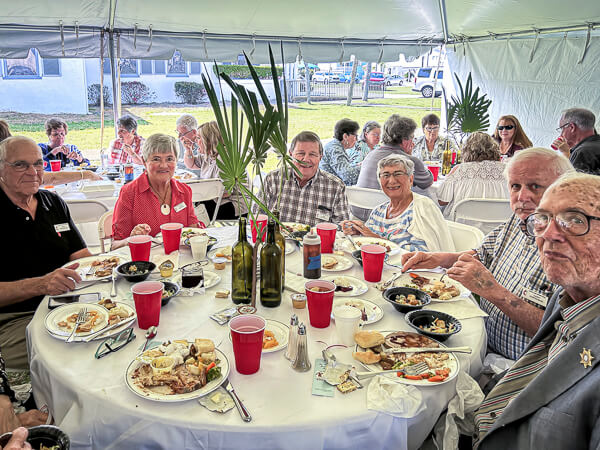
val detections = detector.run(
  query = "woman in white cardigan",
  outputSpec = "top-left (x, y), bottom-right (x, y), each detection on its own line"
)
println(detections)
top-left (341, 154), bottom-right (454, 252)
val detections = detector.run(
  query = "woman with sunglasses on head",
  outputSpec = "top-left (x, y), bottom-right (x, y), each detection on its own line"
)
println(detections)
top-left (492, 115), bottom-right (532, 159)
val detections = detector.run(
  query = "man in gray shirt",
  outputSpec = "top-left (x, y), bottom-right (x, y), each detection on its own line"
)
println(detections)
top-left (353, 114), bottom-right (433, 220)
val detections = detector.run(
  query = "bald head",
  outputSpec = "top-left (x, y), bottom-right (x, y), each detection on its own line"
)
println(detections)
top-left (0, 136), bottom-right (40, 165)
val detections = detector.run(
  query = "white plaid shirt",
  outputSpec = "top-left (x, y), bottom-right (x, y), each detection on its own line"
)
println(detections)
top-left (477, 214), bottom-right (558, 360)
top-left (252, 169), bottom-right (350, 226)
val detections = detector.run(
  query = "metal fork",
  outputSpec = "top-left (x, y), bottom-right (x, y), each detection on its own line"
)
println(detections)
top-left (85, 265), bottom-right (98, 277)
top-left (354, 361), bottom-right (430, 379)
top-left (66, 307), bottom-right (88, 343)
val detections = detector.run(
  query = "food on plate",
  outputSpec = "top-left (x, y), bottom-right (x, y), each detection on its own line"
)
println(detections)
top-left (262, 330), bottom-right (279, 349)
top-left (355, 240), bottom-right (392, 253)
top-left (214, 246), bottom-right (232, 260)
top-left (89, 256), bottom-right (120, 277)
top-left (182, 229), bottom-right (204, 241)
top-left (127, 264), bottom-right (148, 276)
top-left (162, 287), bottom-right (177, 299)
top-left (41, 445), bottom-right (60, 450)
top-left (57, 310), bottom-right (102, 333)
top-left (215, 289), bottom-right (230, 299)
top-left (419, 318), bottom-right (457, 334)
top-left (333, 277), bottom-right (354, 293)
top-left (98, 298), bottom-right (117, 310)
top-left (402, 274), bottom-right (461, 300)
top-left (322, 256), bottom-right (339, 269)
top-left (352, 350), bottom-right (381, 364)
top-left (343, 299), bottom-right (368, 321)
top-left (393, 293), bottom-right (422, 306)
top-left (159, 260), bottom-right (174, 277)
top-left (213, 258), bottom-right (227, 270)
top-left (97, 299), bottom-right (134, 325)
top-left (354, 330), bottom-right (385, 348)
top-left (385, 331), bottom-right (436, 349)
top-left (283, 223), bottom-right (310, 233)
top-left (337, 380), bottom-right (358, 394)
top-left (132, 339), bottom-right (222, 395)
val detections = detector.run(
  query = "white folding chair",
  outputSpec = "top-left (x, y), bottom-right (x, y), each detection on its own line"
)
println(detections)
top-left (451, 198), bottom-right (512, 235)
top-left (445, 220), bottom-right (485, 252)
top-left (184, 178), bottom-right (225, 226)
top-left (345, 186), bottom-right (389, 220)
top-left (65, 199), bottom-right (111, 251)
top-left (97, 210), bottom-right (114, 254)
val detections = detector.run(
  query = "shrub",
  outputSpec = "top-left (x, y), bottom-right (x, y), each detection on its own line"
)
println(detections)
top-left (174, 81), bottom-right (206, 104)
top-left (87, 84), bottom-right (112, 106)
top-left (213, 64), bottom-right (283, 80)
top-left (120, 81), bottom-right (156, 104)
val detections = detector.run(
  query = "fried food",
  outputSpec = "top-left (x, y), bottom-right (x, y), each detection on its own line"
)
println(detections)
top-left (337, 381), bottom-right (357, 394)
top-left (352, 350), bottom-right (381, 364)
top-left (262, 330), bottom-right (279, 349)
top-left (354, 330), bottom-right (385, 348)
top-left (322, 257), bottom-right (339, 269)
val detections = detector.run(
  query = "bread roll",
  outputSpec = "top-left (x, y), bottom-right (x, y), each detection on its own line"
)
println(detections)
top-left (194, 338), bottom-right (215, 354)
top-left (352, 351), bottom-right (381, 364)
top-left (354, 330), bottom-right (385, 348)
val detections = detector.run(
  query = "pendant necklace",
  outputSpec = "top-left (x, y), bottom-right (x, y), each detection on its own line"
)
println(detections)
top-left (150, 182), bottom-right (171, 216)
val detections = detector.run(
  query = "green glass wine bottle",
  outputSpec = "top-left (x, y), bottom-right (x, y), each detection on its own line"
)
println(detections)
top-left (273, 210), bottom-right (285, 290)
top-left (231, 217), bottom-right (253, 304)
top-left (260, 219), bottom-right (282, 307)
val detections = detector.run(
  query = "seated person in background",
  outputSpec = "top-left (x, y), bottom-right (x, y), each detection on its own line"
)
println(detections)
top-left (319, 118), bottom-right (361, 185)
top-left (341, 155), bottom-right (454, 252)
top-left (474, 172), bottom-right (600, 449)
top-left (112, 134), bottom-right (202, 248)
top-left (437, 132), bottom-right (509, 228)
top-left (0, 349), bottom-right (48, 434)
top-left (354, 114), bottom-right (433, 221)
top-left (0, 120), bottom-right (10, 142)
top-left (183, 121), bottom-right (240, 219)
top-left (402, 148), bottom-right (573, 360)
top-left (38, 118), bottom-right (90, 169)
top-left (412, 113), bottom-right (456, 162)
top-left (253, 131), bottom-right (350, 226)
top-left (0, 137), bottom-right (90, 369)
top-left (347, 121), bottom-right (381, 164)
top-left (492, 114), bottom-right (532, 159)
top-left (175, 114), bottom-right (200, 174)
top-left (107, 115), bottom-right (145, 165)
top-left (552, 107), bottom-right (600, 175)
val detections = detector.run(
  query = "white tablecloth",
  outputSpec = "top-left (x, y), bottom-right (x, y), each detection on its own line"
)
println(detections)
top-left (27, 227), bottom-right (486, 450)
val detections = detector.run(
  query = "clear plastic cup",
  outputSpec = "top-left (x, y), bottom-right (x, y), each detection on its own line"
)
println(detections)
top-left (316, 223), bottom-right (337, 253)
top-left (229, 315), bottom-right (266, 374)
top-left (305, 280), bottom-right (336, 328)
top-left (160, 223), bottom-right (183, 255)
top-left (131, 281), bottom-right (164, 329)
top-left (361, 244), bottom-right (387, 282)
top-left (127, 235), bottom-right (152, 261)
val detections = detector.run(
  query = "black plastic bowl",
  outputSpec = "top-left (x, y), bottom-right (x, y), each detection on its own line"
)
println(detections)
top-left (352, 249), bottom-right (389, 267)
top-left (161, 281), bottom-right (180, 307)
top-left (116, 261), bottom-right (156, 282)
top-left (0, 425), bottom-right (70, 449)
top-left (105, 172), bottom-right (120, 180)
top-left (405, 309), bottom-right (462, 342)
top-left (383, 286), bottom-right (431, 313)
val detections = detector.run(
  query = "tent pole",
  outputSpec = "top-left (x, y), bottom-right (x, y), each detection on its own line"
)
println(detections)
top-left (108, 30), bottom-right (119, 139)
top-left (99, 30), bottom-right (106, 167)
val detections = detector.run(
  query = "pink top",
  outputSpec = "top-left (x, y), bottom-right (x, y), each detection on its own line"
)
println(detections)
top-left (112, 173), bottom-right (200, 240)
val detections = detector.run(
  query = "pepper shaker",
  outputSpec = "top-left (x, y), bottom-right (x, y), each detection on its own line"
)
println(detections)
top-left (284, 314), bottom-right (299, 362)
top-left (291, 323), bottom-right (311, 372)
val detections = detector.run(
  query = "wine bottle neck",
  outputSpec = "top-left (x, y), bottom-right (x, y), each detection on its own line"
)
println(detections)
top-left (266, 221), bottom-right (276, 244)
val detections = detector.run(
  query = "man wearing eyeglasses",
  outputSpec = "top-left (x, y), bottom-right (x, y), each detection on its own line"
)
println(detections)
top-left (402, 148), bottom-right (573, 360)
top-left (552, 108), bottom-right (600, 175)
top-left (474, 172), bottom-right (600, 449)
top-left (175, 114), bottom-right (202, 177)
top-left (0, 136), bottom-right (91, 369)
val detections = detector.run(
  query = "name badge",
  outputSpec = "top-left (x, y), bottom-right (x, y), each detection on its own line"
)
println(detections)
top-left (174, 202), bottom-right (187, 213)
top-left (54, 223), bottom-right (70, 233)
top-left (522, 287), bottom-right (548, 307)
top-left (315, 206), bottom-right (331, 222)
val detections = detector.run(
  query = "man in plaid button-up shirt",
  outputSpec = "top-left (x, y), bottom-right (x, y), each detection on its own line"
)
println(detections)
top-left (253, 131), bottom-right (350, 227)
top-left (401, 148), bottom-right (573, 359)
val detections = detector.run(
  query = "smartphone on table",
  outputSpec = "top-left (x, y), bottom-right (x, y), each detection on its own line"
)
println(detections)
top-left (48, 292), bottom-right (102, 309)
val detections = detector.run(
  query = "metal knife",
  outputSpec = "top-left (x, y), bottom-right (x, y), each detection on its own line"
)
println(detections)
top-left (223, 379), bottom-right (252, 422)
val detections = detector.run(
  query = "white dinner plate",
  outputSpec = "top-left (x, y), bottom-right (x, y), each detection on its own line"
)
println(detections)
top-left (392, 271), bottom-right (470, 302)
top-left (321, 254), bottom-right (353, 272)
top-left (322, 275), bottom-right (368, 297)
top-left (65, 254), bottom-right (121, 281)
top-left (125, 346), bottom-right (230, 402)
top-left (332, 298), bottom-right (384, 325)
top-left (338, 237), bottom-right (400, 254)
top-left (282, 222), bottom-right (310, 234)
top-left (285, 241), bottom-right (296, 255)
top-left (208, 246), bottom-right (233, 261)
top-left (203, 270), bottom-right (221, 289)
top-left (228, 319), bottom-right (289, 353)
top-left (355, 330), bottom-right (460, 387)
top-left (45, 303), bottom-right (110, 338)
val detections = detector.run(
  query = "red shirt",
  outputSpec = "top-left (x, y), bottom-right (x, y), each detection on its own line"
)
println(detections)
top-left (112, 173), bottom-right (200, 240)
top-left (108, 135), bottom-right (144, 165)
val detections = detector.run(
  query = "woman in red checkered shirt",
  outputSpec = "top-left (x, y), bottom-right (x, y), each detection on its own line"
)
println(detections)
top-left (108, 115), bottom-right (145, 165)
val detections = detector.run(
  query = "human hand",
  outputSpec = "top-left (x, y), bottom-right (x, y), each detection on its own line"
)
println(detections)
top-left (130, 224), bottom-right (151, 236)
top-left (0, 396), bottom-right (21, 435)
top-left (66, 150), bottom-right (83, 162)
top-left (340, 220), bottom-right (361, 235)
top-left (83, 170), bottom-right (103, 181)
top-left (401, 251), bottom-right (445, 271)
top-left (39, 263), bottom-right (82, 296)
top-left (446, 253), bottom-right (497, 294)
top-left (16, 409), bottom-right (48, 428)
top-left (552, 136), bottom-right (570, 156)
top-left (1, 427), bottom-right (31, 450)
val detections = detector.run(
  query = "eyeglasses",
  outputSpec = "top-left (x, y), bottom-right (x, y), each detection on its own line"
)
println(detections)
top-left (2, 160), bottom-right (45, 172)
top-left (94, 327), bottom-right (136, 359)
top-left (176, 129), bottom-right (194, 139)
top-left (556, 122), bottom-right (572, 132)
top-left (525, 211), bottom-right (600, 237)
top-left (50, 132), bottom-right (66, 137)
top-left (379, 170), bottom-right (408, 180)
top-left (424, 126), bottom-right (440, 132)
top-left (497, 125), bottom-right (515, 131)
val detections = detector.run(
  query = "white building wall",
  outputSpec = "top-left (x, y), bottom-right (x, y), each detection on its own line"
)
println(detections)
top-left (0, 59), bottom-right (88, 114)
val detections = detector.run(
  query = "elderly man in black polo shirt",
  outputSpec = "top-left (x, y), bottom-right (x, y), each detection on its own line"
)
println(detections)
top-left (0, 136), bottom-right (91, 369)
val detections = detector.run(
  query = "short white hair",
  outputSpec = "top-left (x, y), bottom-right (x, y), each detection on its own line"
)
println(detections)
top-left (0, 136), bottom-right (39, 169)
top-left (504, 147), bottom-right (573, 180)
top-left (175, 114), bottom-right (198, 131)
top-left (142, 133), bottom-right (178, 161)
top-left (376, 154), bottom-right (415, 179)
top-left (546, 171), bottom-right (600, 201)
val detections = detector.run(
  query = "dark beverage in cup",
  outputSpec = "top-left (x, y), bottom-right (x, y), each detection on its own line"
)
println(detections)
top-left (181, 262), bottom-right (204, 293)
top-left (182, 273), bottom-right (204, 288)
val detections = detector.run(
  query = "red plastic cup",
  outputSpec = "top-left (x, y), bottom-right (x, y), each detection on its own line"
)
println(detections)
top-left (316, 223), bottom-right (337, 253)
top-left (305, 280), bottom-right (336, 328)
top-left (128, 235), bottom-right (152, 261)
top-left (131, 281), bottom-right (164, 329)
top-left (361, 244), bottom-right (387, 282)
top-left (250, 214), bottom-right (268, 243)
top-left (229, 315), bottom-right (266, 375)
top-left (427, 165), bottom-right (440, 181)
top-left (551, 136), bottom-right (563, 151)
top-left (50, 160), bottom-right (61, 172)
top-left (160, 223), bottom-right (183, 254)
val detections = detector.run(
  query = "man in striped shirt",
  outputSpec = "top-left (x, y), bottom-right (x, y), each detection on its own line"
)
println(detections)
top-left (402, 148), bottom-right (573, 360)
top-left (474, 172), bottom-right (600, 449)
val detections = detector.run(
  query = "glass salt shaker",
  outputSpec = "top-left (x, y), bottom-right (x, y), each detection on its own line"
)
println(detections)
top-left (291, 323), bottom-right (311, 372)
top-left (284, 314), bottom-right (299, 362)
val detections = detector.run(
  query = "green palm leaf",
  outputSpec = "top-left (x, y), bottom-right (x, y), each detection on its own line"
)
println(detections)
top-left (446, 72), bottom-right (492, 144)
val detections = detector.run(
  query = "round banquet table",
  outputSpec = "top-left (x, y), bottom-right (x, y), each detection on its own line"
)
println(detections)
top-left (27, 226), bottom-right (486, 450)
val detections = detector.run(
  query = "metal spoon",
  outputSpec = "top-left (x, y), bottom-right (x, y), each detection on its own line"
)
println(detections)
top-left (141, 326), bottom-right (158, 353)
